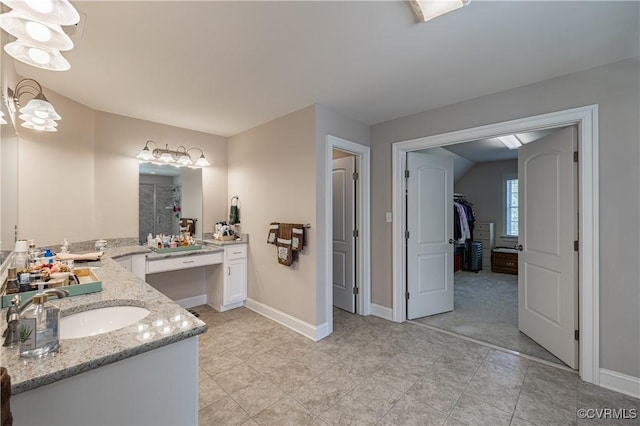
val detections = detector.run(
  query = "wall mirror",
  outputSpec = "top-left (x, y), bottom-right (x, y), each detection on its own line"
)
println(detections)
top-left (139, 163), bottom-right (203, 244)
top-left (1, 106), bottom-right (18, 261)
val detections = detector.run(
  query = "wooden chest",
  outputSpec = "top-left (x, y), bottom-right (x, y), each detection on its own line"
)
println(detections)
top-left (492, 251), bottom-right (518, 275)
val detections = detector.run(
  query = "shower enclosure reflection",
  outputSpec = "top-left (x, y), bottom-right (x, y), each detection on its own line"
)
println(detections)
top-left (139, 164), bottom-right (203, 245)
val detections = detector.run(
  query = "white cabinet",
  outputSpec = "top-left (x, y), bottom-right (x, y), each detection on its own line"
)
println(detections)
top-left (475, 222), bottom-right (494, 268)
top-left (208, 244), bottom-right (247, 312)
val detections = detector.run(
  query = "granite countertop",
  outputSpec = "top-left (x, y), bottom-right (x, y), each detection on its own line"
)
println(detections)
top-left (0, 247), bottom-right (208, 395)
top-left (201, 235), bottom-right (249, 247)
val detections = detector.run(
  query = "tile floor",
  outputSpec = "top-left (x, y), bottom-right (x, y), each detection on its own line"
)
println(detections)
top-left (194, 305), bottom-right (639, 426)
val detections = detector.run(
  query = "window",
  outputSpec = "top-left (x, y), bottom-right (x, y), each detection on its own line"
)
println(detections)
top-left (505, 178), bottom-right (519, 236)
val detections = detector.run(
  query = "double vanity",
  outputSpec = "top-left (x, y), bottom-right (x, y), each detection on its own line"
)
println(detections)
top-left (1, 238), bottom-right (248, 426)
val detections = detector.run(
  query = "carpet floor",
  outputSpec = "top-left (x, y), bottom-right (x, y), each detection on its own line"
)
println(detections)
top-left (412, 269), bottom-right (566, 366)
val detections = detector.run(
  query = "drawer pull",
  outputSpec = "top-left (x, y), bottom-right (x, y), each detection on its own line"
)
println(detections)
top-left (233, 251), bottom-right (242, 255)
top-left (228, 267), bottom-right (231, 276)
top-left (182, 260), bottom-right (195, 264)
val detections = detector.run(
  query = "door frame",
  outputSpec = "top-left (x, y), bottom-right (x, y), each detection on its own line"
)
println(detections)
top-left (391, 105), bottom-right (599, 384)
top-left (325, 135), bottom-right (371, 333)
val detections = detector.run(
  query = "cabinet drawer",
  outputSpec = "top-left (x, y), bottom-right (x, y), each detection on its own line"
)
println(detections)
top-left (475, 230), bottom-right (491, 241)
top-left (475, 223), bottom-right (493, 231)
top-left (147, 252), bottom-right (223, 274)
top-left (225, 245), bottom-right (247, 260)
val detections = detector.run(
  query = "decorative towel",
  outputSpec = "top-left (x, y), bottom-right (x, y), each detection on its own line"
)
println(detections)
top-left (229, 196), bottom-right (240, 225)
top-left (267, 222), bottom-right (279, 245)
top-left (277, 223), bottom-right (294, 266)
top-left (291, 224), bottom-right (305, 251)
top-left (55, 251), bottom-right (104, 261)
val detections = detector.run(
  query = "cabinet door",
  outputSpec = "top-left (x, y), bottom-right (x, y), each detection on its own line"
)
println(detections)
top-left (224, 258), bottom-right (247, 305)
top-left (115, 255), bottom-right (132, 272)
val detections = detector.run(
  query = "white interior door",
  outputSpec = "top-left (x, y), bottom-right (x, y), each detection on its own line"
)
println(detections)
top-left (333, 156), bottom-right (356, 313)
top-left (406, 152), bottom-right (454, 320)
top-left (518, 126), bottom-right (578, 368)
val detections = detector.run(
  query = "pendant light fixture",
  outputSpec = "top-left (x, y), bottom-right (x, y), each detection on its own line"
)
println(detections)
top-left (0, 0), bottom-right (79, 71)
top-left (0, 111), bottom-right (6, 125)
top-left (136, 141), bottom-right (211, 169)
top-left (9, 78), bottom-right (61, 132)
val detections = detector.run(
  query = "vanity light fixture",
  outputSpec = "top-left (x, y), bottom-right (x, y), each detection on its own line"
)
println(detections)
top-left (497, 134), bottom-right (523, 150)
top-left (409, 0), bottom-right (471, 23)
top-left (9, 78), bottom-right (61, 132)
top-left (136, 141), bottom-right (211, 168)
top-left (0, 0), bottom-right (79, 71)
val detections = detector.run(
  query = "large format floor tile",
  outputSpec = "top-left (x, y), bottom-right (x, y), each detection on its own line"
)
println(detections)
top-left (195, 305), bottom-right (637, 426)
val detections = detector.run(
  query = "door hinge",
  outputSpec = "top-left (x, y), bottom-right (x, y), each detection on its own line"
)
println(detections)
top-left (404, 169), bottom-right (410, 179)
top-left (573, 151), bottom-right (578, 163)
top-left (574, 240), bottom-right (579, 251)
top-left (405, 291), bottom-right (410, 300)
top-left (353, 229), bottom-right (359, 238)
top-left (405, 230), bottom-right (410, 239)
top-left (353, 286), bottom-right (359, 295)
top-left (352, 171), bottom-right (359, 181)
top-left (574, 330), bottom-right (579, 341)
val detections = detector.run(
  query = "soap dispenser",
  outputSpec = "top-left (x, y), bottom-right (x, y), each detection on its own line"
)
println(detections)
top-left (19, 293), bottom-right (60, 357)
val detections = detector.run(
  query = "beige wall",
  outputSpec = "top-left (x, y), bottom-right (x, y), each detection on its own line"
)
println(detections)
top-left (371, 58), bottom-right (640, 377)
top-left (454, 159), bottom-right (518, 247)
top-left (7, 88), bottom-right (228, 247)
top-left (228, 106), bottom-right (318, 324)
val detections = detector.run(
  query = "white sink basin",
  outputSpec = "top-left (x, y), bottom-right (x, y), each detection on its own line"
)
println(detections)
top-left (61, 306), bottom-right (150, 339)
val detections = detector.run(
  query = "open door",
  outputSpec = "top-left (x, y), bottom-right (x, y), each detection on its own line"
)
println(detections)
top-left (518, 126), bottom-right (578, 368)
top-left (332, 156), bottom-right (356, 313)
top-left (406, 152), bottom-right (454, 320)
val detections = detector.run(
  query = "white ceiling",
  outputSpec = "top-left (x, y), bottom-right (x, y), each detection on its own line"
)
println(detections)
top-left (6, 1), bottom-right (640, 137)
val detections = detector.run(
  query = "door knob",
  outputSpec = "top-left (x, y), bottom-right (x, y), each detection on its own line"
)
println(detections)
top-left (448, 239), bottom-right (454, 244)
top-left (516, 244), bottom-right (523, 251)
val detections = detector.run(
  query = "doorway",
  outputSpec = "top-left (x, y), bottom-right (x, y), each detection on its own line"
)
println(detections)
top-left (408, 126), bottom-right (576, 367)
top-left (391, 105), bottom-right (600, 384)
top-left (324, 135), bottom-right (371, 336)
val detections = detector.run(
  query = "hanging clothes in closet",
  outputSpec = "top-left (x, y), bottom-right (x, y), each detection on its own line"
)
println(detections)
top-left (453, 195), bottom-right (475, 243)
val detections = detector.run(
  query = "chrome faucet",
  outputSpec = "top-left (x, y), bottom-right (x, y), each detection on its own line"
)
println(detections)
top-left (2, 289), bottom-right (69, 347)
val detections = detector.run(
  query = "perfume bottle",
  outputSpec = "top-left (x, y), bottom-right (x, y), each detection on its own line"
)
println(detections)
top-left (19, 294), bottom-right (60, 358)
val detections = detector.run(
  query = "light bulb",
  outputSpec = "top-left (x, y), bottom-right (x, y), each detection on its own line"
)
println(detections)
top-left (26, 0), bottom-right (54, 14)
top-left (25, 20), bottom-right (52, 42)
top-left (28, 46), bottom-right (50, 64)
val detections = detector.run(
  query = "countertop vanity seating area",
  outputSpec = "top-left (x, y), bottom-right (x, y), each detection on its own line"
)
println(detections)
top-left (0, 236), bottom-right (249, 426)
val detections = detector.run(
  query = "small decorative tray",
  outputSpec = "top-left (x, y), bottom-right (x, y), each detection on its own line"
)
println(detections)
top-left (214, 235), bottom-right (236, 241)
top-left (1, 268), bottom-right (102, 308)
top-left (150, 245), bottom-right (203, 253)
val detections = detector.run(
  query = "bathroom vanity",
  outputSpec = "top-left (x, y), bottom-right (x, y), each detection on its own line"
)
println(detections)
top-left (1, 249), bottom-right (207, 426)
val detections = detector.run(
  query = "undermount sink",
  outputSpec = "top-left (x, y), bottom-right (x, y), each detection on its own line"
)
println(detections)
top-left (61, 306), bottom-right (150, 339)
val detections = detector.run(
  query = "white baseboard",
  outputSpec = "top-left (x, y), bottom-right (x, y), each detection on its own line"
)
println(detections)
top-left (176, 294), bottom-right (208, 309)
top-left (209, 300), bottom-right (244, 313)
top-left (599, 369), bottom-right (640, 399)
top-left (245, 298), bottom-right (329, 341)
top-left (371, 303), bottom-right (393, 321)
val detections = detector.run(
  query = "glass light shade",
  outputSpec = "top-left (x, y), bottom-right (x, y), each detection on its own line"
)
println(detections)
top-left (158, 152), bottom-right (174, 163)
top-left (0, 111), bottom-right (6, 125)
top-left (195, 154), bottom-right (210, 167)
top-left (1, 0), bottom-right (80, 26)
top-left (177, 154), bottom-right (193, 166)
top-left (4, 39), bottom-right (70, 71)
top-left (136, 146), bottom-right (154, 161)
top-left (19, 114), bottom-right (58, 126)
top-left (21, 120), bottom-right (57, 131)
top-left (19, 97), bottom-right (61, 120)
top-left (0, 10), bottom-right (74, 50)
top-left (410, 0), bottom-right (469, 22)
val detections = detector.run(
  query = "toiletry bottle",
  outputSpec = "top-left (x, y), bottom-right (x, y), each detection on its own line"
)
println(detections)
top-left (19, 293), bottom-right (60, 357)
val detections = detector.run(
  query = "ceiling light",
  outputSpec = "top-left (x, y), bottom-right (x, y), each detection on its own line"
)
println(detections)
top-left (9, 78), bottom-right (62, 132)
top-left (136, 141), bottom-right (211, 168)
top-left (0, 111), bottom-right (6, 125)
top-left (0, 10), bottom-right (74, 50)
top-left (497, 135), bottom-right (523, 150)
top-left (1, 0), bottom-right (80, 26)
top-left (4, 39), bottom-right (70, 71)
top-left (409, 0), bottom-right (471, 23)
